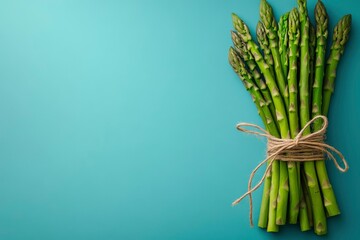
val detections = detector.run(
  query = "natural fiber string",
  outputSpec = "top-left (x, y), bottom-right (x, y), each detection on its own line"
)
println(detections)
top-left (232, 115), bottom-right (349, 226)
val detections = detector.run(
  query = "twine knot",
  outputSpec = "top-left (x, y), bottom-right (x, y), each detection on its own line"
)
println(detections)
top-left (294, 135), bottom-right (300, 146)
top-left (232, 115), bottom-right (348, 226)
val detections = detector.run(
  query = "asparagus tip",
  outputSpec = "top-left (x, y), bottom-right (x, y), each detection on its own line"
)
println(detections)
top-left (332, 14), bottom-right (352, 50)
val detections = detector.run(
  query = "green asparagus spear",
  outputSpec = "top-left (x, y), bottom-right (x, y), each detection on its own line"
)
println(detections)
top-left (301, 168), bottom-right (314, 227)
top-left (312, 0), bottom-right (340, 217)
top-left (312, 2), bottom-right (328, 122)
top-left (278, 12), bottom-right (289, 78)
top-left (309, 23), bottom-right (316, 105)
top-left (260, 0), bottom-right (289, 110)
top-left (231, 31), bottom-right (277, 124)
top-left (229, 47), bottom-right (281, 228)
top-left (256, 22), bottom-right (275, 78)
top-left (260, 3), bottom-right (290, 223)
top-left (288, 9), bottom-right (309, 230)
top-left (230, 32), bottom-right (279, 227)
top-left (318, 13), bottom-right (352, 217)
top-left (299, 180), bottom-right (311, 231)
top-left (232, 13), bottom-right (290, 230)
top-left (323, 14), bottom-right (352, 116)
top-left (259, 1), bottom-right (290, 225)
top-left (298, 0), bottom-right (327, 235)
top-left (287, 8), bottom-right (301, 225)
top-left (229, 47), bottom-right (279, 137)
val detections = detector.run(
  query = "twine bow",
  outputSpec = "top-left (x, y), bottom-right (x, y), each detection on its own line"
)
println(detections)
top-left (232, 115), bottom-right (349, 226)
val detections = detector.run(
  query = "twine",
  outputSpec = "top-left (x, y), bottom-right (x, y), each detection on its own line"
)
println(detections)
top-left (232, 115), bottom-right (349, 226)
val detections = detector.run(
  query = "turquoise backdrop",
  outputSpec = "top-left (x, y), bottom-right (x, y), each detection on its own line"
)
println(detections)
top-left (0, 0), bottom-right (358, 239)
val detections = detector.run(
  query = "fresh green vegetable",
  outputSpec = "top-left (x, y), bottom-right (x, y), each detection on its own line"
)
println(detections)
top-left (260, 0), bottom-right (289, 110)
top-left (228, 47), bottom-right (280, 229)
top-left (320, 13), bottom-right (352, 216)
top-left (228, 0), bottom-right (352, 235)
top-left (231, 31), bottom-right (277, 124)
top-left (256, 21), bottom-right (275, 82)
top-left (323, 14), bottom-right (352, 116)
top-left (278, 12), bottom-right (289, 78)
top-left (308, 23), bottom-right (316, 104)
top-left (232, 13), bottom-right (292, 230)
top-left (298, 0), bottom-right (327, 235)
top-left (287, 8), bottom-right (300, 225)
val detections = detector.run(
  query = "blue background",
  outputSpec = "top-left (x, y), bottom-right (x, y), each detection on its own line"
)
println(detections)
top-left (0, 0), bottom-right (358, 239)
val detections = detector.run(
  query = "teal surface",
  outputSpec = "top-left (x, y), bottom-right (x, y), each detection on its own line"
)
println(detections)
top-left (0, 0), bottom-right (358, 239)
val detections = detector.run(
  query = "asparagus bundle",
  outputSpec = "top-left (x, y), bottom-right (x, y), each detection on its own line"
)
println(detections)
top-left (228, 0), bottom-right (351, 235)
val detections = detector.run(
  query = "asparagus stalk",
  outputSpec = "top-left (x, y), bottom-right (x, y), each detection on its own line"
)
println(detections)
top-left (312, 0), bottom-right (338, 217)
top-left (297, 0), bottom-right (327, 235)
top-left (323, 14), bottom-right (352, 116)
top-left (260, 3), bottom-right (290, 223)
top-left (231, 31), bottom-right (277, 124)
top-left (259, 1), bottom-right (290, 225)
top-left (278, 12), bottom-right (289, 78)
top-left (232, 32), bottom-right (278, 228)
top-left (296, 16), bottom-right (311, 228)
top-left (232, 13), bottom-right (290, 229)
top-left (294, 13), bottom-right (312, 231)
top-left (318, 13), bottom-right (352, 216)
top-left (256, 22), bottom-right (276, 82)
top-left (299, 180), bottom-right (311, 231)
top-left (231, 32), bottom-right (276, 227)
top-left (229, 47), bottom-right (279, 138)
top-left (228, 47), bottom-right (281, 228)
top-left (260, 0), bottom-right (289, 110)
top-left (309, 23), bottom-right (316, 104)
top-left (301, 168), bottom-right (314, 227)
top-left (287, 8), bottom-right (301, 225)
